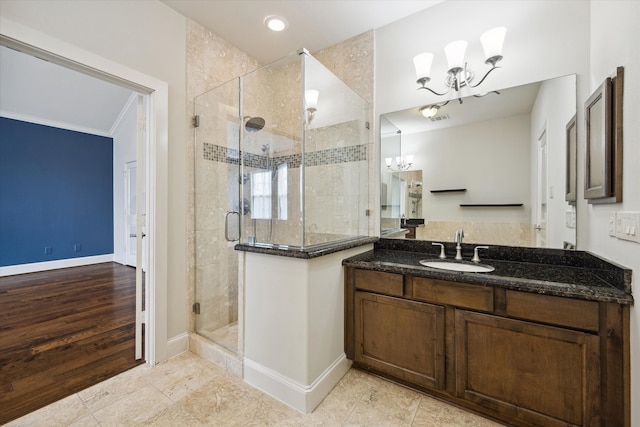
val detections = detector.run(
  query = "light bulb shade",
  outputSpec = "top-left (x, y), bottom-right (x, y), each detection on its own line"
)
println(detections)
top-left (419, 105), bottom-right (439, 118)
top-left (385, 157), bottom-right (392, 166)
top-left (305, 89), bottom-right (319, 109)
top-left (480, 27), bottom-right (506, 63)
top-left (406, 154), bottom-right (414, 164)
top-left (444, 40), bottom-right (468, 71)
top-left (413, 53), bottom-right (434, 81)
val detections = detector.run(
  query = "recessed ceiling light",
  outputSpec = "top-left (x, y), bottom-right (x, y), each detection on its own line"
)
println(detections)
top-left (264, 15), bottom-right (288, 32)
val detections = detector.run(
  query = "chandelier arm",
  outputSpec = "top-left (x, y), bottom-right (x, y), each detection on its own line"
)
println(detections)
top-left (449, 73), bottom-right (458, 92)
top-left (417, 86), bottom-right (450, 96)
top-left (462, 63), bottom-right (469, 87)
top-left (468, 66), bottom-right (500, 88)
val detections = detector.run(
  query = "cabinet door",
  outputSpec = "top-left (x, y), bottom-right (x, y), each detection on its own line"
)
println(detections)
top-left (355, 291), bottom-right (445, 390)
top-left (455, 310), bottom-right (600, 427)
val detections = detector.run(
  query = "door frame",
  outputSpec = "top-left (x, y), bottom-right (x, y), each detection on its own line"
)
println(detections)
top-left (0, 24), bottom-right (169, 365)
top-left (536, 126), bottom-right (548, 247)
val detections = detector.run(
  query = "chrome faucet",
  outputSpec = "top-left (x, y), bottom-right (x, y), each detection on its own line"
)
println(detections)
top-left (454, 228), bottom-right (465, 260)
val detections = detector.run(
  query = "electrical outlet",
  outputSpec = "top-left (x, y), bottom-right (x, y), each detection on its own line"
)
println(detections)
top-left (614, 212), bottom-right (640, 243)
top-left (74, 244), bottom-right (82, 252)
top-left (44, 246), bottom-right (52, 255)
top-left (565, 211), bottom-right (576, 229)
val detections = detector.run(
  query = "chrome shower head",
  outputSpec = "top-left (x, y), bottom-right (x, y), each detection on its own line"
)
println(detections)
top-left (245, 116), bottom-right (265, 132)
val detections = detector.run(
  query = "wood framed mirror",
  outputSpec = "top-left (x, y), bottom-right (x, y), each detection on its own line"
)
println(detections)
top-left (584, 66), bottom-right (623, 203)
top-left (584, 77), bottom-right (612, 199)
top-left (565, 114), bottom-right (577, 204)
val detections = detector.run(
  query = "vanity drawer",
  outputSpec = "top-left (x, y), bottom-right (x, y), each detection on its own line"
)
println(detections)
top-left (354, 269), bottom-right (404, 297)
top-left (410, 277), bottom-right (494, 311)
top-left (505, 290), bottom-right (600, 332)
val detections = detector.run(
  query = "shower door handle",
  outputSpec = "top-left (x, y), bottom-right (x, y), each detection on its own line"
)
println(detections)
top-left (224, 211), bottom-right (240, 242)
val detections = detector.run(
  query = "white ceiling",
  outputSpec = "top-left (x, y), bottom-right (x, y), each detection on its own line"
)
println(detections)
top-left (382, 82), bottom-right (542, 135)
top-left (0, 1), bottom-right (445, 135)
top-left (0, 45), bottom-right (135, 136)
top-left (161, 0), bottom-right (444, 64)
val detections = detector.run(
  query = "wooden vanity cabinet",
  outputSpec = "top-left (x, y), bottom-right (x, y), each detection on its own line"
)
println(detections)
top-left (354, 292), bottom-right (445, 390)
top-left (345, 267), bottom-right (630, 427)
top-left (350, 269), bottom-right (445, 390)
top-left (455, 310), bottom-right (601, 427)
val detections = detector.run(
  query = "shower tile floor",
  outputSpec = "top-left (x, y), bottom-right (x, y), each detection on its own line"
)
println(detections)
top-left (6, 352), bottom-right (503, 426)
top-left (200, 322), bottom-right (238, 352)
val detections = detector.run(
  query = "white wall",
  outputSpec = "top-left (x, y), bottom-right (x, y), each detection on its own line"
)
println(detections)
top-left (112, 95), bottom-right (138, 265)
top-left (243, 244), bottom-right (372, 412)
top-left (0, 0), bottom-right (189, 357)
top-left (375, 1), bottom-right (590, 116)
top-left (587, 1), bottom-right (640, 425)
top-left (404, 114), bottom-right (531, 222)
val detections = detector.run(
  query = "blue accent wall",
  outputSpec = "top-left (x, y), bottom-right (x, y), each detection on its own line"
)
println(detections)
top-left (0, 117), bottom-right (114, 266)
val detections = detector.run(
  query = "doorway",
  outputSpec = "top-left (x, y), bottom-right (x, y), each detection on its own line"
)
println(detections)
top-left (0, 31), bottom-right (163, 367)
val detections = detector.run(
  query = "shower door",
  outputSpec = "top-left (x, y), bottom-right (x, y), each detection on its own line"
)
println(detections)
top-left (193, 78), bottom-right (241, 352)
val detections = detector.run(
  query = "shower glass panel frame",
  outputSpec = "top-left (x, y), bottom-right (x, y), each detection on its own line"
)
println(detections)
top-left (194, 78), bottom-right (241, 351)
top-left (193, 49), bottom-right (370, 350)
top-left (240, 50), bottom-right (370, 250)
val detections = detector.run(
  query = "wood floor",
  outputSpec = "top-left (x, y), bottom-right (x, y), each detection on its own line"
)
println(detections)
top-left (0, 262), bottom-right (143, 424)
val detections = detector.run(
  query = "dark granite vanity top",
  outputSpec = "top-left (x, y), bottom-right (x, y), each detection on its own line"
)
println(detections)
top-left (342, 239), bottom-right (633, 305)
top-left (235, 236), bottom-right (377, 259)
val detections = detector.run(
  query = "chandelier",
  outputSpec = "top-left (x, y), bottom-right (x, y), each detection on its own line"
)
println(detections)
top-left (385, 155), bottom-right (414, 172)
top-left (413, 27), bottom-right (506, 99)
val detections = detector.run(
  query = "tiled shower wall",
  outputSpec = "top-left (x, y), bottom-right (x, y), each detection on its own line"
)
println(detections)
top-left (186, 20), bottom-right (375, 335)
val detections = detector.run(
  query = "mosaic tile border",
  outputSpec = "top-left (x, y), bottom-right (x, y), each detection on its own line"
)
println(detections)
top-left (203, 143), bottom-right (367, 168)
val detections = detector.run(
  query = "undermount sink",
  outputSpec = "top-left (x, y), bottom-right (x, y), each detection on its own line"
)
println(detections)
top-left (419, 260), bottom-right (495, 273)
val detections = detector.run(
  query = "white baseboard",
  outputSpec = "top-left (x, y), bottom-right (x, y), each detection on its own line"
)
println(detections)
top-left (0, 254), bottom-right (115, 277)
top-left (166, 332), bottom-right (189, 359)
top-left (243, 354), bottom-right (351, 414)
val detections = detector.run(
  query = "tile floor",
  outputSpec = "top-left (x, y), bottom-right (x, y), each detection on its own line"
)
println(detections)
top-left (6, 352), bottom-right (503, 426)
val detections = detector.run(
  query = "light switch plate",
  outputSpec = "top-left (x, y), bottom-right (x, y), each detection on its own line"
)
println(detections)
top-left (614, 212), bottom-right (640, 243)
top-left (608, 213), bottom-right (616, 236)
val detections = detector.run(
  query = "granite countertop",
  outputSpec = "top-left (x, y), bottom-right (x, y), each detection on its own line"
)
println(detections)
top-left (235, 236), bottom-right (377, 259)
top-left (342, 239), bottom-right (633, 305)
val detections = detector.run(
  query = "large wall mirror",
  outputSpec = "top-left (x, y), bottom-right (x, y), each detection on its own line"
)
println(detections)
top-left (380, 74), bottom-right (577, 249)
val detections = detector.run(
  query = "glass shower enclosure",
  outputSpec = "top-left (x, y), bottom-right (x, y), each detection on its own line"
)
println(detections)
top-left (194, 50), bottom-right (370, 350)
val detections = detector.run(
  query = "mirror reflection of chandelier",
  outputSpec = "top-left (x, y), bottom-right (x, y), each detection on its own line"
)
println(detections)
top-left (385, 155), bottom-right (413, 171)
top-left (413, 27), bottom-right (506, 97)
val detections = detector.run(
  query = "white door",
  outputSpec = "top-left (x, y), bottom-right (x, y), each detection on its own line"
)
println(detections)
top-left (536, 130), bottom-right (548, 247)
top-left (134, 95), bottom-right (147, 360)
top-left (125, 161), bottom-right (138, 267)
